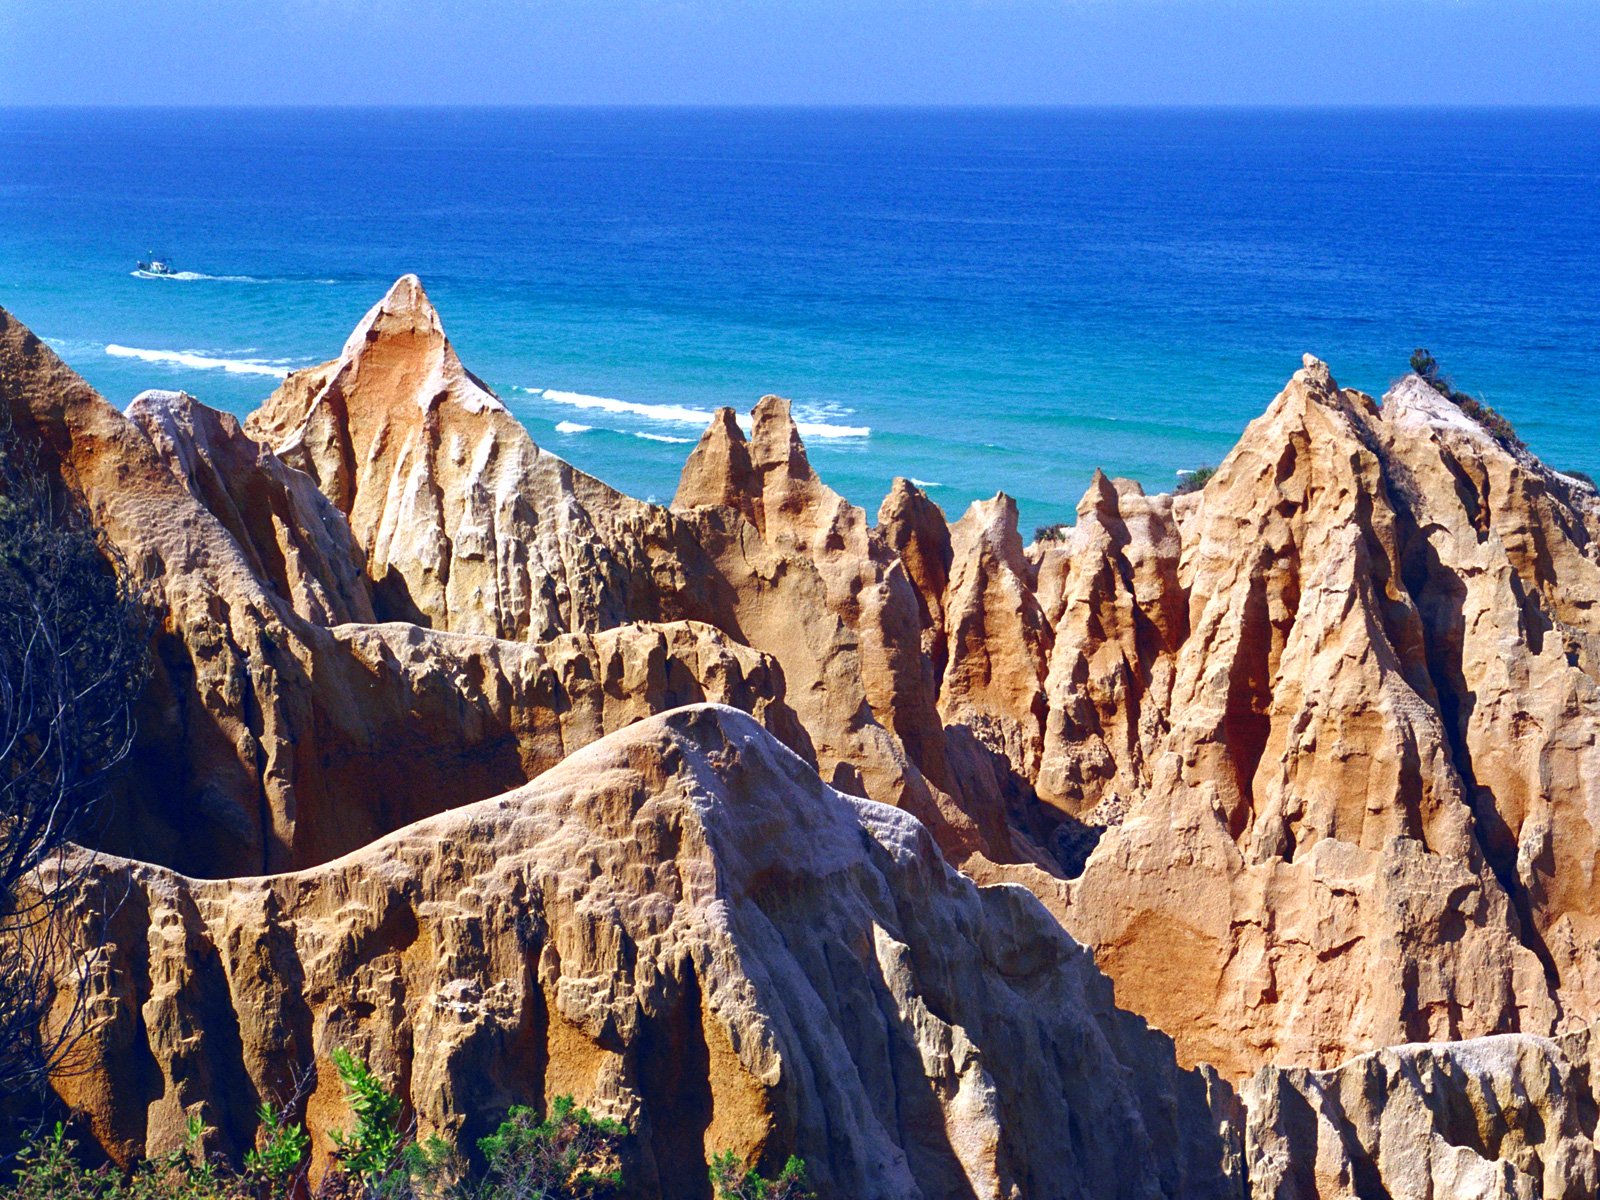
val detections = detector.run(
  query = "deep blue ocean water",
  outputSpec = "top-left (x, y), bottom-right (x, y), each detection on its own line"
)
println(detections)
top-left (2, 106), bottom-right (1597, 532)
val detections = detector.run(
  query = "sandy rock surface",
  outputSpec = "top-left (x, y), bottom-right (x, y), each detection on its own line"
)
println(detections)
top-left (8, 280), bottom-right (1600, 1198)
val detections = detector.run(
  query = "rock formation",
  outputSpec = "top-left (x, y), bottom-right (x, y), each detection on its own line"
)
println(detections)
top-left (247, 280), bottom-right (1051, 880)
top-left (245, 274), bottom-right (675, 642)
top-left (46, 707), bottom-right (1241, 1200)
top-left (0, 312), bottom-right (803, 876)
top-left (1244, 1029), bottom-right (1600, 1198)
top-left (8, 277), bottom-right (1600, 1198)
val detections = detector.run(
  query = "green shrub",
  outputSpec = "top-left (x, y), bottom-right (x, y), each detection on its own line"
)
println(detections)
top-left (321, 1050), bottom-right (461, 1200)
top-left (476, 1097), bottom-right (627, 1200)
top-left (328, 1049), bottom-right (404, 1185)
top-left (0, 1062), bottom-right (649, 1200)
top-left (1033, 524), bottom-right (1068, 544)
top-left (243, 1103), bottom-right (310, 1191)
top-left (7, 1117), bottom-right (255, 1200)
top-left (708, 1151), bottom-right (812, 1200)
top-left (5, 1123), bottom-right (119, 1200)
top-left (1175, 465), bottom-right (1215, 495)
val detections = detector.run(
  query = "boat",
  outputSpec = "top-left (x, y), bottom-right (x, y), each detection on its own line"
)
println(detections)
top-left (135, 254), bottom-right (176, 277)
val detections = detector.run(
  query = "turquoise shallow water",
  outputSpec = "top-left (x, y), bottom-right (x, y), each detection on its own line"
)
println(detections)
top-left (2, 106), bottom-right (1597, 532)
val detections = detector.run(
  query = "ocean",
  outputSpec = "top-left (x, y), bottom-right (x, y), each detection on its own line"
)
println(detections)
top-left (2, 106), bottom-right (1597, 533)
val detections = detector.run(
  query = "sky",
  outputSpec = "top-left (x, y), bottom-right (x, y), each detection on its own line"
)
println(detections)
top-left (1, 0), bottom-right (1598, 106)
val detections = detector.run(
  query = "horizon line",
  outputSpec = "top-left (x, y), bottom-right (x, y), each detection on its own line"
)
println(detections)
top-left (4, 100), bottom-right (1599, 112)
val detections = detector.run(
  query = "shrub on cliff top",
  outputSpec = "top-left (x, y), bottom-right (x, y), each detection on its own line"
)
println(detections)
top-left (1409, 348), bottom-right (1524, 451)
top-left (1175, 465), bottom-right (1216, 495)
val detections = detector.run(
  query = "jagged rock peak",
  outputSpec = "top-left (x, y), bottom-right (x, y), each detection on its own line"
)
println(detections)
top-left (939, 493), bottom-right (1053, 784)
top-left (877, 478), bottom-right (953, 675)
top-left (337, 273), bottom-right (503, 415)
top-left (675, 395), bottom-right (848, 541)
top-left (673, 404), bottom-right (763, 527)
top-left (124, 388), bottom-right (375, 628)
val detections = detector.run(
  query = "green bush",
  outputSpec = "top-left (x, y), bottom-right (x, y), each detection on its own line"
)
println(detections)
top-left (707, 1151), bottom-right (812, 1200)
top-left (328, 1049), bottom-right (404, 1185)
top-left (243, 1103), bottom-right (309, 1192)
top-left (476, 1096), bottom-right (627, 1200)
top-left (6, 1123), bottom-right (120, 1200)
top-left (320, 1051), bottom-right (462, 1200)
top-left (6, 1117), bottom-right (254, 1200)
top-left (1033, 524), bottom-right (1068, 544)
top-left (1174, 465), bottom-right (1215, 495)
top-left (0, 1061), bottom-right (643, 1200)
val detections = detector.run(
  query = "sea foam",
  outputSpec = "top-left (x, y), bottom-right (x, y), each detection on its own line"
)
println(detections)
top-left (554, 421), bottom-right (592, 434)
top-left (105, 344), bottom-right (293, 379)
top-left (533, 388), bottom-right (869, 440)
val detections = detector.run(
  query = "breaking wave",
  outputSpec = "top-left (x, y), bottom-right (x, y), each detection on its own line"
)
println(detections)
top-left (104, 344), bottom-right (295, 379)
top-left (633, 431), bottom-right (693, 444)
top-left (529, 387), bottom-right (869, 440)
top-left (554, 421), bottom-right (592, 434)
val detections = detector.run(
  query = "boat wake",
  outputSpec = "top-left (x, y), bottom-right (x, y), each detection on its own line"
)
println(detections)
top-left (131, 270), bottom-right (264, 282)
top-left (130, 270), bottom-right (339, 284)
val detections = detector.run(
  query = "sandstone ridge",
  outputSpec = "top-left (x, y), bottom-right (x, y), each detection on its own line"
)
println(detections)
top-left (6, 279), bottom-right (1600, 1198)
top-left (49, 706), bottom-right (1240, 1200)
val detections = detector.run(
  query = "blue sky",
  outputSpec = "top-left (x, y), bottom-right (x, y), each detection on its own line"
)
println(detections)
top-left (3, 0), bottom-right (1597, 105)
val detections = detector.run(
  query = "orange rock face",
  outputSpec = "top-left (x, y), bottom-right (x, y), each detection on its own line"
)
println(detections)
top-left (1036, 359), bottom-right (1599, 1078)
top-left (9, 278), bottom-right (1600, 1197)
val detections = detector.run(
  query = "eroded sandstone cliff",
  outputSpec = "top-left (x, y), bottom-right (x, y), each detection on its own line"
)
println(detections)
top-left (46, 707), bottom-right (1240, 1200)
top-left (7, 277), bottom-right (1600, 1198)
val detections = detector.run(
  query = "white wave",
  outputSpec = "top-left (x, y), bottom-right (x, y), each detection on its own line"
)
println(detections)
top-left (633, 431), bottom-right (693, 444)
top-left (535, 388), bottom-right (869, 440)
top-left (909, 478), bottom-right (942, 489)
top-left (105, 344), bottom-right (292, 379)
top-left (794, 418), bottom-right (871, 439)
top-left (130, 270), bottom-right (267, 283)
top-left (539, 388), bottom-right (721, 428)
top-left (554, 420), bottom-right (592, 434)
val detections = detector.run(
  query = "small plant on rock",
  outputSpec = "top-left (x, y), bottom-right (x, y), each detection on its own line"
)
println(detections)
top-left (708, 1151), bottom-right (812, 1200)
top-left (1174, 465), bottom-right (1215, 495)
top-left (327, 1049), bottom-right (404, 1186)
top-left (321, 1050), bottom-right (459, 1200)
top-left (476, 1096), bottom-right (628, 1200)
top-left (5, 1123), bottom-right (118, 1200)
top-left (244, 1102), bottom-right (311, 1194)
